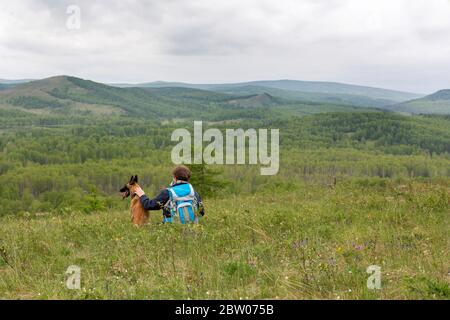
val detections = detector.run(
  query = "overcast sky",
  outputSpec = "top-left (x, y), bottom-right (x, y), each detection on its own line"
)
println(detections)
top-left (1, 0), bottom-right (450, 93)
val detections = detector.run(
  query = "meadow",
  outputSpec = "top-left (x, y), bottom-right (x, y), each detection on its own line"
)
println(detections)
top-left (0, 178), bottom-right (448, 299)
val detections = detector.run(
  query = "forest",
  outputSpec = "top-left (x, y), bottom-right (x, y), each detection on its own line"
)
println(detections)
top-left (0, 109), bottom-right (449, 216)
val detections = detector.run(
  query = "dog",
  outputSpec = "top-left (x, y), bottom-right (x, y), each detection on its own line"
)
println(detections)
top-left (120, 175), bottom-right (149, 226)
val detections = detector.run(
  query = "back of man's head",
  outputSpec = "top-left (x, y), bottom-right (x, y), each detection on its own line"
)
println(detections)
top-left (173, 165), bottom-right (191, 182)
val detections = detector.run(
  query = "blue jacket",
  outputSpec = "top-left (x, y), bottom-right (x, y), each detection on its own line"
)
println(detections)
top-left (139, 182), bottom-right (203, 217)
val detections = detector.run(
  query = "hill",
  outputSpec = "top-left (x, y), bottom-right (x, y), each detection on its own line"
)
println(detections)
top-left (389, 89), bottom-right (450, 114)
top-left (211, 85), bottom-right (399, 108)
top-left (2, 76), bottom-right (430, 117)
top-left (217, 80), bottom-right (421, 102)
top-left (115, 79), bottom-right (422, 107)
top-left (0, 76), bottom-right (236, 118)
top-left (0, 76), bottom-right (374, 120)
top-left (0, 76), bottom-right (125, 116)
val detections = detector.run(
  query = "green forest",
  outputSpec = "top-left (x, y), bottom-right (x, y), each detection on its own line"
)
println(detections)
top-left (0, 110), bottom-right (448, 216)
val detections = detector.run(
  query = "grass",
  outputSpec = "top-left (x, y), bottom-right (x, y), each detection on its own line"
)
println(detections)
top-left (0, 179), bottom-right (448, 300)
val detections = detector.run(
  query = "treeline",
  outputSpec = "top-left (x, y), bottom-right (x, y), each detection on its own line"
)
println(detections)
top-left (280, 112), bottom-right (450, 155)
top-left (2, 113), bottom-right (449, 169)
top-left (0, 149), bottom-right (448, 216)
top-left (0, 160), bottom-right (172, 214)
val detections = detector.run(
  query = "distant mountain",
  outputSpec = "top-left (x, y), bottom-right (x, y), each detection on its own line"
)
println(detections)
top-left (0, 79), bottom-right (34, 85)
top-left (0, 76), bottom-right (236, 117)
top-left (215, 80), bottom-right (422, 103)
top-left (111, 81), bottom-right (211, 89)
top-left (0, 76), bottom-right (373, 119)
top-left (211, 85), bottom-right (398, 108)
top-left (112, 79), bottom-right (422, 108)
top-left (0, 79), bottom-right (33, 91)
top-left (388, 89), bottom-right (450, 114)
top-left (424, 89), bottom-right (450, 101)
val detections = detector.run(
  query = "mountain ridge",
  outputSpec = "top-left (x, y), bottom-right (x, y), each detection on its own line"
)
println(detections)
top-left (0, 75), bottom-right (375, 118)
top-left (111, 79), bottom-right (423, 108)
top-left (1, 75), bottom-right (447, 117)
top-left (112, 79), bottom-right (422, 101)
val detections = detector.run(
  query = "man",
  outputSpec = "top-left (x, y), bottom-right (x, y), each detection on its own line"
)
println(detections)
top-left (133, 165), bottom-right (205, 223)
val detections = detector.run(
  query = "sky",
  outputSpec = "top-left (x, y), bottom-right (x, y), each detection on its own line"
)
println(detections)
top-left (1, 0), bottom-right (450, 93)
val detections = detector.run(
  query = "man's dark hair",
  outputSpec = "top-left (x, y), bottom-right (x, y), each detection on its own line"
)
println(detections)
top-left (173, 165), bottom-right (191, 181)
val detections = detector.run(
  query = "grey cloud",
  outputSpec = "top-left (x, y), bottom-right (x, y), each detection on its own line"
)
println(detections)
top-left (1, 0), bottom-right (450, 93)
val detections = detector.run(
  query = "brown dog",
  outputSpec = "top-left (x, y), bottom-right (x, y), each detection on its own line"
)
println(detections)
top-left (120, 175), bottom-right (149, 226)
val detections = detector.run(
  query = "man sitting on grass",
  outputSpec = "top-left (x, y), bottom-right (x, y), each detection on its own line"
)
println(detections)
top-left (133, 165), bottom-right (205, 223)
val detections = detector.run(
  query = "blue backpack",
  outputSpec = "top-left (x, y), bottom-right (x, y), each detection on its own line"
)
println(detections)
top-left (164, 182), bottom-right (198, 224)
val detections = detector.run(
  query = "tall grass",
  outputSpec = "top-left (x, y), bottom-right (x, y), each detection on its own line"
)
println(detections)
top-left (0, 179), bottom-right (448, 299)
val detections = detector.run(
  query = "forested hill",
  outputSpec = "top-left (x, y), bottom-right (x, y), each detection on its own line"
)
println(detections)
top-left (113, 79), bottom-right (423, 108)
top-left (0, 76), bottom-right (450, 121)
top-left (4, 76), bottom-right (450, 115)
top-left (280, 112), bottom-right (450, 155)
top-left (0, 76), bottom-right (375, 119)
top-left (0, 76), bottom-right (230, 118)
top-left (388, 89), bottom-right (450, 114)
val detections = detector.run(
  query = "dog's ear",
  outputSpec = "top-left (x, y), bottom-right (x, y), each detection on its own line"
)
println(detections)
top-left (129, 175), bottom-right (134, 183)
top-left (134, 175), bottom-right (138, 183)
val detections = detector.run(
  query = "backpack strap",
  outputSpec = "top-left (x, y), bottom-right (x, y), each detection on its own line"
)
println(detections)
top-left (168, 184), bottom-right (195, 202)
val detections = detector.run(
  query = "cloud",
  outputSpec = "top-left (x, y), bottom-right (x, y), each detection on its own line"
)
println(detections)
top-left (0, 0), bottom-right (450, 92)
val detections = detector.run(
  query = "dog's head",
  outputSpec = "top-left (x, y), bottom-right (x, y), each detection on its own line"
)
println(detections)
top-left (120, 175), bottom-right (139, 199)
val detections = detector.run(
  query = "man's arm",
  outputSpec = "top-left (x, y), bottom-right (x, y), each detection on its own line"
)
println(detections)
top-left (139, 189), bottom-right (170, 210)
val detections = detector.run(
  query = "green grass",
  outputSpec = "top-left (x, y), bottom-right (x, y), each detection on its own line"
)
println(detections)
top-left (0, 179), bottom-right (448, 299)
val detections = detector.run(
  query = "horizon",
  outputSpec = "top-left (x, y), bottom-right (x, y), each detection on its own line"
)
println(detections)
top-left (0, 75), bottom-right (432, 95)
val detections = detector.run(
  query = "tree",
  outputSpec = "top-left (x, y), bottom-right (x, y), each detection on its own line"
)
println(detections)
top-left (188, 164), bottom-right (230, 198)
